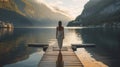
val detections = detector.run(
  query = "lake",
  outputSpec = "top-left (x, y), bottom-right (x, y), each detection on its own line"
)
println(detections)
top-left (0, 27), bottom-right (120, 67)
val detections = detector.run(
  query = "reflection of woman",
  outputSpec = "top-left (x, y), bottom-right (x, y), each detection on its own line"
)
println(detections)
top-left (56, 21), bottom-right (64, 50)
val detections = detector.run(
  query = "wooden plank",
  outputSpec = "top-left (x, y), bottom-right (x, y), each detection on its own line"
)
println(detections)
top-left (72, 44), bottom-right (96, 48)
top-left (53, 47), bottom-right (68, 51)
top-left (28, 43), bottom-right (49, 51)
top-left (39, 46), bottom-right (83, 67)
top-left (28, 43), bottom-right (49, 47)
top-left (71, 44), bottom-right (96, 51)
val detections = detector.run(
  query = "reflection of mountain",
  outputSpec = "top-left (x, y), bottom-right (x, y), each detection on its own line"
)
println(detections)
top-left (0, 29), bottom-right (37, 67)
top-left (0, 28), bottom-right (13, 37)
top-left (76, 28), bottom-right (120, 67)
top-left (0, 28), bottom-right (55, 67)
top-left (0, 0), bottom-right (71, 27)
top-left (0, 43), bottom-right (32, 67)
top-left (68, 0), bottom-right (120, 27)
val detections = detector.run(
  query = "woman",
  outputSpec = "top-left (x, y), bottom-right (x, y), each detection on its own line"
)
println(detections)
top-left (56, 21), bottom-right (64, 50)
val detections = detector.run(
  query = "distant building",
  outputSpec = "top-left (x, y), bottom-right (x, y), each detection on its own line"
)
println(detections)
top-left (0, 21), bottom-right (14, 28)
top-left (0, 0), bottom-right (9, 2)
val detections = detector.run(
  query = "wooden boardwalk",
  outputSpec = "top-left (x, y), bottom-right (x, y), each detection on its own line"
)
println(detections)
top-left (39, 46), bottom-right (83, 67)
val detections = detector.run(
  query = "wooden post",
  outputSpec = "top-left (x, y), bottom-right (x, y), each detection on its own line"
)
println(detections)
top-left (72, 46), bottom-right (77, 51)
top-left (43, 46), bottom-right (48, 51)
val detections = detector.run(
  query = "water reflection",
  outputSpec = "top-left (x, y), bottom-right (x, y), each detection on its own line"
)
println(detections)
top-left (0, 28), bottom-right (56, 67)
top-left (63, 29), bottom-right (82, 46)
top-left (0, 28), bottom-right (13, 37)
top-left (4, 52), bottom-right (44, 67)
top-left (0, 28), bottom-right (120, 67)
top-left (0, 28), bottom-right (82, 67)
top-left (56, 51), bottom-right (63, 67)
top-left (76, 28), bottom-right (120, 67)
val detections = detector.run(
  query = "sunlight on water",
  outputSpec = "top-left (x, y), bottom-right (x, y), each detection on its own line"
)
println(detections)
top-left (76, 48), bottom-right (108, 67)
top-left (46, 27), bottom-right (83, 47)
top-left (17, 26), bottom-right (84, 29)
top-left (63, 29), bottom-right (82, 46)
top-left (32, 27), bottom-right (84, 47)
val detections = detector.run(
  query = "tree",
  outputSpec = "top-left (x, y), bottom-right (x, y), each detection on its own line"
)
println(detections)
top-left (1, 0), bottom-right (9, 7)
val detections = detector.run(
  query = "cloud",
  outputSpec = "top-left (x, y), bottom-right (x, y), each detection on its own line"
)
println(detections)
top-left (55, 1), bottom-right (63, 5)
top-left (72, 0), bottom-right (77, 1)
top-left (35, 0), bottom-right (60, 12)
top-left (52, 7), bottom-right (68, 14)
top-left (52, 6), bottom-right (72, 17)
top-left (35, 0), bottom-right (89, 19)
top-left (34, 0), bottom-right (72, 19)
top-left (35, 0), bottom-right (44, 4)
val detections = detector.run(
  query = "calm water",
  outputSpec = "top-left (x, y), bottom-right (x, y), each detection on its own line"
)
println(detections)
top-left (0, 27), bottom-right (120, 67)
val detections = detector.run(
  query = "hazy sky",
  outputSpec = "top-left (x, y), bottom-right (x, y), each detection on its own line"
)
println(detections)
top-left (35, 0), bottom-right (89, 19)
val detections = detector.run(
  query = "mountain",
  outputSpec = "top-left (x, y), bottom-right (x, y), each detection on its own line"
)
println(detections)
top-left (0, 0), bottom-right (71, 27)
top-left (21, 0), bottom-right (71, 26)
top-left (67, 0), bottom-right (120, 27)
top-left (0, 0), bottom-right (32, 27)
top-left (0, 8), bottom-right (32, 27)
top-left (0, 0), bottom-right (24, 15)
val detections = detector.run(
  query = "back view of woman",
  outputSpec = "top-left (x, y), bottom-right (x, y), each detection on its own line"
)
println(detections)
top-left (56, 21), bottom-right (64, 50)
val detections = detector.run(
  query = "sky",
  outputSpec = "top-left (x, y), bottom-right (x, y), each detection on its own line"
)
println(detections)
top-left (35, 0), bottom-right (89, 19)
